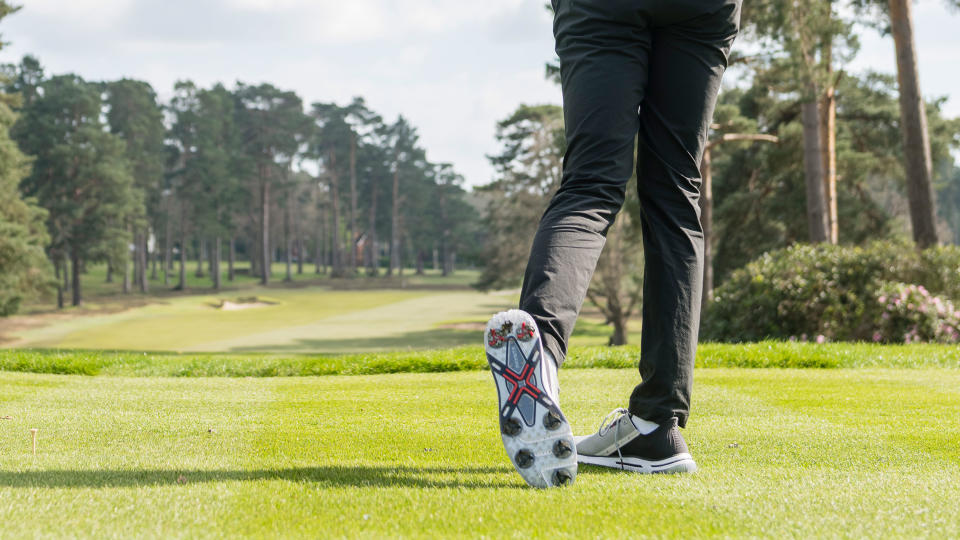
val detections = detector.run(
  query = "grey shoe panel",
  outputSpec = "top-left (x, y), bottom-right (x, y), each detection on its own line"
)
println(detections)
top-left (575, 414), bottom-right (641, 457)
top-left (518, 393), bottom-right (536, 426)
top-left (507, 339), bottom-right (525, 374)
top-left (577, 413), bottom-right (691, 464)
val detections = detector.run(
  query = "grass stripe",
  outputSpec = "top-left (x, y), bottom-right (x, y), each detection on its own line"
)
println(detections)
top-left (2, 369), bottom-right (958, 537)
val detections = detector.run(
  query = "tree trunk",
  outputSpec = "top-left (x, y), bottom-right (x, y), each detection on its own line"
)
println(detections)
top-left (195, 237), bottom-right (206, 278)
top-left (328, 153), bottom-right (344, 277)
top-left (284, 197), bottom-right (293, 282)
top-left (213, 236), bottom-right (222, 290)
top-left (207, 236), bottom-right (214, 276)
top-left (150, 229), bottom-right (158, 281)
top-left (609, 316), bottom-right (628, 347)
top-left (889, 0), bottom-right (939, 248)
top-left (251, 229), bottom-right (260, 279)
top-left (106, 262), bottom-right (114, 283)
top-left (132, 232), bottom-right (140, 290)
top-left (444, 250), bottom-right (455, 276)
top-left (297, 236), bottom-right (304, 275)
top-left (819, 3), bottom-right (839, 245)
top-left (122, 233), bottom-right (131, 295)
top-left (164, 214), bottom-right (171, 286)
top-left (178, 214), bottom-right (187, 291)
top-left (315, 220), bottom-right (323, 275)
top-left (415, 251), bottom-right (425, 275)
top-left (820, 87), bottom-right (838, 244)
top-left (134, 232), bottom-right (142, 290)
top-left (63, 255), bottom-right (70, 295)
top-left (699, 145), bottom-right (714, 310)
top-left (801, 99), bottom-right (829, 243)
top-left (389, 161), bottom-right (401, 276)
top-left (295, 203), bottom-right (304, 275)
top-left (71, 248), bottom-right (82, 307)
top-left (228, 235), bottom-right (236, 281)
top-left (139, 231), bottom-right (149, 293)
top-left (368, 185), bottom-right (379, 276)
top-left (318, 202), bottom-right (328, 275)
top-left (55, 258), bottom-right (64, 309)
top-left (261, 177), bottom-right (271, 285)
top-left (348, 131), bottom-right (358, 273)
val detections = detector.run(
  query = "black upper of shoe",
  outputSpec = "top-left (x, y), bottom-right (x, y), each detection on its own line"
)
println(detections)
top-left (612, 417), bottom-right (689, 461)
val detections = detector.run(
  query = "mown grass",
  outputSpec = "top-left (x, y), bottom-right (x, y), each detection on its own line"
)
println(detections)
top-left (1, 368), bottom-right (958, 538)
top-left (2, 341), bottom-right (958, 377)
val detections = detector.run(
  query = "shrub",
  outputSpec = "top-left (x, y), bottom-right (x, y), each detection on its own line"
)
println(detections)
top-left (873, 282), bottom-right (960, 344)
top-left (701, 241), bottom-right (960, 342)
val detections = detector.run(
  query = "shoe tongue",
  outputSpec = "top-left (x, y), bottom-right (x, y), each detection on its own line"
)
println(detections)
top-left (626, 414), bottom-right (660, 436)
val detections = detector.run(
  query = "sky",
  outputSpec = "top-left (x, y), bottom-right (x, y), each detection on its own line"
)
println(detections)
top-left (2, 0), bottom-right (958, 189)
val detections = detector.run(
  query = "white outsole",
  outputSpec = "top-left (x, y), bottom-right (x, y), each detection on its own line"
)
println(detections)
top-left (485, 309), bottom-right (577, 488)
top-left (578, 453), bottom-right (697, 474)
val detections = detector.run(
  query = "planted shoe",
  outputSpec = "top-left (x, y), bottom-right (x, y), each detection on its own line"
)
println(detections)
top-left (485, 309), bottom-right (577, 488)
top-left (575, 408), bottom-right (696, 474)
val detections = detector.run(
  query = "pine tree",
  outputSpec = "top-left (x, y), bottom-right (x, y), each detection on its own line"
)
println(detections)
top-left (234, 83), bottom-right (309, 285)
top-left (105, 78), bottom-right (166, 293)
top-left (476, 105), bottom-right (564, 290)
top-left (0, 3), bottom-right (53, 315)
top-left (13, 70), bottom-right (138, 306)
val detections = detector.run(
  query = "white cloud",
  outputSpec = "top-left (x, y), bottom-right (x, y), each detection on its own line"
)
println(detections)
top-left (20, 0), bottom-right (133, 17)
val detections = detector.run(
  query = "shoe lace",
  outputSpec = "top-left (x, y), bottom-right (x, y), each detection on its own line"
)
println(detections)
top-left (597, 408), bottom-right (629, 470)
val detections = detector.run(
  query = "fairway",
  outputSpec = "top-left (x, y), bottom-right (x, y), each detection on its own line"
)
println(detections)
top-left (7, 287), bottom-right (518, 353)
top-left (4, 283), bottom-right (643, 353)
top-left (1, 368), bottom-right (957, 538)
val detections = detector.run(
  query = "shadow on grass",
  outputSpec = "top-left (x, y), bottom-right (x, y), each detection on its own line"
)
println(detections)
top-left (229, 329), bottom-right (481, 353)
top-left (0, 465), bottom-right (522, 490)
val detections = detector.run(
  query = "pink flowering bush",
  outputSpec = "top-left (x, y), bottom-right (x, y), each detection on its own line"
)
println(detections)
top-left (702, 241), bottom-right (960, 343)
top-left (873, 282), bottom-right (960, 344)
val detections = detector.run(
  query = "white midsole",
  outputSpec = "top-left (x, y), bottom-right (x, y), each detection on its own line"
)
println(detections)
top-left (578, 453), bottom-right (697, 473)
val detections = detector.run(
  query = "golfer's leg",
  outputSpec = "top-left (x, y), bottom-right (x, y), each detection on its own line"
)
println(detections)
top-left (520, 0), bottom-right (650, 366)
top-left (629, 2), bottom-right (741, 428)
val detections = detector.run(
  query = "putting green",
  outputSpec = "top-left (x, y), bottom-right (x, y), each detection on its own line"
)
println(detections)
top-left (0, 368), bottom-right (957, 537)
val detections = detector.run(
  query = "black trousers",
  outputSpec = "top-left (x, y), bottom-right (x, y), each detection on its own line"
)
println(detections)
top-left (519, 0), bottom-right (741, 428)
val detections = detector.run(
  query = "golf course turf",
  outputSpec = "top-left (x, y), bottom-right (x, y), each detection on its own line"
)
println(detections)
top-left (1, 362), bottom-right (958, 538)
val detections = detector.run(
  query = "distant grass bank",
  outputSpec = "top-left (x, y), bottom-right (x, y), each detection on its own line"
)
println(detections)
top-left (2, 341), bottom-right (958, 377)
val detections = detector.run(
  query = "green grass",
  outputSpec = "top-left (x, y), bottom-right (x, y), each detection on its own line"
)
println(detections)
top-left (1, 368), bottom-right (957, 538)
top-left (1, 341), bottom-right (959, 377)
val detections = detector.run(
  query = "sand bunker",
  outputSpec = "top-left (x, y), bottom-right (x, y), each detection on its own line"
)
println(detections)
top-left (219, 301), bottom-right (271, 311)
top-left (215, 297), bottom-right (276, 311)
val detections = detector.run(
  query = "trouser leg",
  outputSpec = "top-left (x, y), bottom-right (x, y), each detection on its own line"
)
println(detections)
top-left (628, 2), bottom-right (741, 428)
top-left (519, 0), bottom-right (650, 366)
